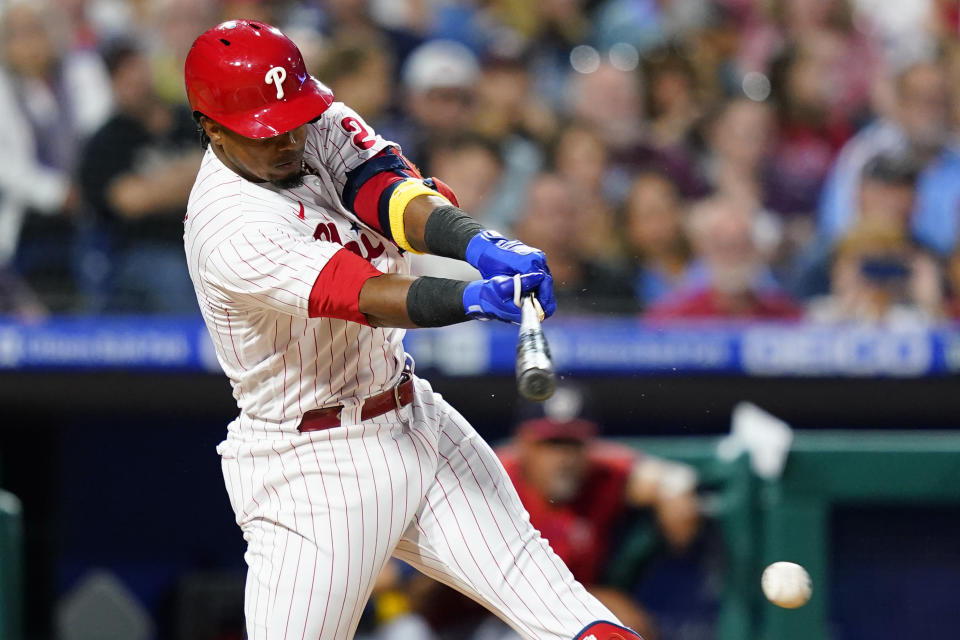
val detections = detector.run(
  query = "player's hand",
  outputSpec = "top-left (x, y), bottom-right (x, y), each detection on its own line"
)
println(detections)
top-left (464, 231), bottom-right (555, 316)
top-left (462, 272), bottom-right (555, 324)
top-left (465, 230), bottom-right (550, 280)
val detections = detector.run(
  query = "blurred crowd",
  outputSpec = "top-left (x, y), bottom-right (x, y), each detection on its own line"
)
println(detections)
top-left (2, 0), bottom-right (960, 325)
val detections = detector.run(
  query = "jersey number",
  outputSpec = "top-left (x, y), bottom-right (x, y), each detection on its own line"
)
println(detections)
top-left (341, 117), bottom-right (375, 150)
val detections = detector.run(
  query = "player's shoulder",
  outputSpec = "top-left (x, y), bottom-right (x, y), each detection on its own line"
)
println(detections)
top-left (313, 100), bottom-right (352, 125)
top-left (304, 101), bottom-right (348, 139)
top-left (306, 101), bottom-right (392, 160)
top-left (185, 151), bottom-right (299, 243)
top-left (188, 150), bottom-right (289, 211)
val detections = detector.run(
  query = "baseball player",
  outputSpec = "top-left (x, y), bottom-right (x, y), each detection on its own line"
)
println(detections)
top-left (183, 20), bottom-right (644, 640)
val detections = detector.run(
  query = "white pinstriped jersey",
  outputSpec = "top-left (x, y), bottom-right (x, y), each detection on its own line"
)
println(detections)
top-left (184, 102), bottom-right (408, 436)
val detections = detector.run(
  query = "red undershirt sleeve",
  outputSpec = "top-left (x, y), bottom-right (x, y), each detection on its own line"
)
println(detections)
top-left (308, 248), bottom-right (384, 325)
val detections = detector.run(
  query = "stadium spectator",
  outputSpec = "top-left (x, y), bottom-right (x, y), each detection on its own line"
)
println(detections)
top-left (150, 0), bottom-right (218, 107)
top-left (818, 58), bottom-right (960, 256)
top-left (683, 2), bottom-right (744, 101)
top-left (495, 405), bottom-right (702, 639)
top-left (427, 135), bottom-right (505, 227)
top-left (642, 45), bottom-right (704, 155)
top-left (946, 42), bottom-right (960, 133)
top-left (946, 249), bottom-right (960, 319)
top-left (624, 171), bottom-right (692, 308)
top-left (568, 60), bottom-right (706, 198)
top-left (368, 390), bottom-right (702, 640)
top-left (473, 47), bottom-right (558, 146)
top-left (5, 0), bottom-right (960, 320)
top-left (553, 121), bottom-right (611, 202)
top-left (56, 0), bottom-right (103, 50)
top-left (851, 1), bottom-right (940, 66)
top-left (590, 0), bottom-right (714, 52)
top-left (933, 0), bottom-right (960, 40)
top-left (514, 173), bottom-right (634, 313)
top-left (807, 223), bottom-right (944, 326)
top-left (0, 0), bottom-right (112, 311)
top-left (396, 39), bottom-right (480, 167)
top-left (486, 0), bottom-right (589, 53)
top-left (766, 32), bottom-right (855, 217)
top-left (219, 0), bottom-right (277, 25)
top-left (306, 0), bottom-right (428, 81)
top-left (738, 0), bottom-right (880, 122)
top-left (792, 152), bottom-right (922, 299)
top-left (648, 195), bottom-right (801, 320)
top-left (567, 60), bottom-right (643, 153)
top-left (76, 40), bottom-right (201, 312)
top-left (407, 135), bottom-right (501, 280)
top-left (552, 122), bottom-right (620, 262)
top-left (699, 97), bottom-right (776, 211)
top-left (311, 35), bottom-right (396, 132)
top-left (469, 48), bottom-right (552, 231)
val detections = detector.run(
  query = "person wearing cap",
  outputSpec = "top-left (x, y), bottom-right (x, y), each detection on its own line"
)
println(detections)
top-left (181, 19), bottom-right (650, 640)
top-left (496, 416), bottom-right (702, 640)
top-left (396, 39), bottom-right (480, 167)
top-left (791, 151), bottom-right (926, 299)
top-left (805, 154), bottom-right (945, 325)
top-left (365, 413), bottom-right (701, 640)
top-left (818, 58), bottom-right (960, 257)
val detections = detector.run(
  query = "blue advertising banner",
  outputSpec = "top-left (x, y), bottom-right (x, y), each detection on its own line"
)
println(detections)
top-left (0, 315), bottom-right (959, 377)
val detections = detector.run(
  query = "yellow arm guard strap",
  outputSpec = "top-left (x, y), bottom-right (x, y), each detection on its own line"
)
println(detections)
top-left (388, 178), bottom-right (450, 253)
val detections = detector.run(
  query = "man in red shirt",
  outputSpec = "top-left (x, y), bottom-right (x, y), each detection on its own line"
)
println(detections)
top-left (647, 195), bottom-right (802, 320)
top-left (498, 418), bottom-right (701, 640)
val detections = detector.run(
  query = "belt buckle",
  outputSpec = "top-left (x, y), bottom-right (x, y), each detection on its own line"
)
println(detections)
top-left (393, 366), bottom-right (412, 412)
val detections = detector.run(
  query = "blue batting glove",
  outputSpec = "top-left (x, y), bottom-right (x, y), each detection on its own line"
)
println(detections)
top-left (465, 231), bottom-right (550, 280)
top-left (537, 269), bottom-right (557, 318)
top-left (462, 272), bottom-right (554, 324)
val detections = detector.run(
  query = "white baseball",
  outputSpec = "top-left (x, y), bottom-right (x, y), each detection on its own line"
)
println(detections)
top-left (761, 561), bottom-right (812, 609)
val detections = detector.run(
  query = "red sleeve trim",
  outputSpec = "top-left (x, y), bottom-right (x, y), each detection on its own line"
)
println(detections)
top-left (308, 249), bottom-right (383, 325)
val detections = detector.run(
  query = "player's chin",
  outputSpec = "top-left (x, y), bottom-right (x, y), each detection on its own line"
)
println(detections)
top-left (269, 165), bottom-right (304, 189)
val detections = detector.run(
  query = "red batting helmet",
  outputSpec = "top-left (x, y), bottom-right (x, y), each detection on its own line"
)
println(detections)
top-left (184, 20), bottom-right (334, 139)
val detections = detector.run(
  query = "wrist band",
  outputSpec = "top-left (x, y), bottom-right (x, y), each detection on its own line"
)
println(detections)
top-left (423, 205), bottom-right (485, 260)
top-left (406, 276), bottom-right (469, 327)
top-left (388, 179), bottom-right (449, 253)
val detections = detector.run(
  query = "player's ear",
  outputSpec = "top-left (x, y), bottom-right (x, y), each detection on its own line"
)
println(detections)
top-left (200, 115), bottom-right (224, 145)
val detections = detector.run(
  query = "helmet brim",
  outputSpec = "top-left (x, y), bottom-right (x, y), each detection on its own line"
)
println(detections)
top-left (210, 77), bottom-right (334, 139)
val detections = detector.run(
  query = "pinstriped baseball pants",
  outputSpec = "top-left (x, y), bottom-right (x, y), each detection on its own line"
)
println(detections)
top-left (219, 376), bottom-right (617, 640)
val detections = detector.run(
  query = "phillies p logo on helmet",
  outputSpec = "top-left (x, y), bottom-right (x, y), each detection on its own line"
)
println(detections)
top-left (265, 66), bottom-right (287, 100)
top-left (184, 19), bottom-right (334, 138)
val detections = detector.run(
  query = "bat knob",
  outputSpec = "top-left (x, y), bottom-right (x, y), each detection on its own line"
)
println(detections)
top-left (517, 367), bottom-right (556, 402)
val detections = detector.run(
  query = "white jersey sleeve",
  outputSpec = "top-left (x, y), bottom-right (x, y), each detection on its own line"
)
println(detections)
top-left (203, 218), bottom-right (343, 318)
top-left (303, 102), bottom-right (394, 204)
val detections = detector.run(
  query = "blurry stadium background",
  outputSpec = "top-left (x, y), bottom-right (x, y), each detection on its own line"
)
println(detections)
top-left (1, 0), bottom-right (960, 638)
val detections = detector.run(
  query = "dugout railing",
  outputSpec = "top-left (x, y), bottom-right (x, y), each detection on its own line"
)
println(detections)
top-left (620, 431), bottom-right (960, 640)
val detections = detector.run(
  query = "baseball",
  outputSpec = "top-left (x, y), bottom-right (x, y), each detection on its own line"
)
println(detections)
top-left (761, 561), bottom-right (812, 608)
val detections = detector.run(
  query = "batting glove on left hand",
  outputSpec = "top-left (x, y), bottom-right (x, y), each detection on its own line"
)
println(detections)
top-left (466, 231), bottom-right (549, 278)
top-left (465, 231), bottom-right (555, 315)
top-left (463, 271), bottom-right (556, 324)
